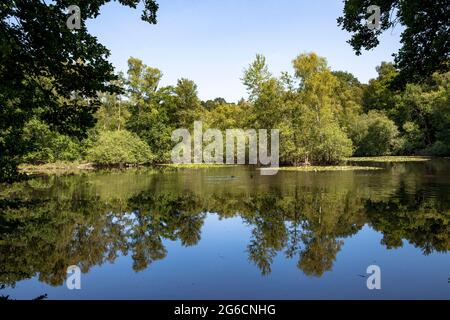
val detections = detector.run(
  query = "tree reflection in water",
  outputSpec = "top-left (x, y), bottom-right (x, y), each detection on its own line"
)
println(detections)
top-left (0, 166), bottom-right (449, 290)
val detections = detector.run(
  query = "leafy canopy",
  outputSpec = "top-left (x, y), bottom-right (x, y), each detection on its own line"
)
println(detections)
top-left (0, 0), bottom-right (159, 181)
top-left (338, 0), bottom-right (450, 85)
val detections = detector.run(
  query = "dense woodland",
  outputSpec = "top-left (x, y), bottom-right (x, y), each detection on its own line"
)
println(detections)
top-left (19, 54), bottom-right (450, 167)
top-left (1, 0), bottom-right (449, 182)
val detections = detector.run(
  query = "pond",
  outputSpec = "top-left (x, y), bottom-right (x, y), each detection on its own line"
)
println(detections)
top-left (1, 160), bottom-right (450, 299)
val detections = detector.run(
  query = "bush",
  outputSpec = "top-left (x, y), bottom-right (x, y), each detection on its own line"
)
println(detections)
top-left (425, 141), bottom-right (450, 156)
top-left (351, 111), bottom-right (402, 156)
top-left (87, 130), bottom-right (153, 165)
top-left (310, 123), bottom-right (354, 163)
top-left (401, 121), bottom-right (425, 154)
top-left (22, 118), bottom-right (81, 164)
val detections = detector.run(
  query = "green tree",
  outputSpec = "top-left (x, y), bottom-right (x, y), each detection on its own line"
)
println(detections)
top-left (362, 63), bottom-right (399, 116)
top-left (87, 130), bottom-right (153, 166)
top-left (21, 118), bottom-right (81, 164)
top-left (252, 78), bottom-right (285, 129)
top-left (426, 72), bottom-right (450, 155)
top-left (242, 53), bottom-right (354, 165)
top-left (97, 75), bottom-right (130, 131)
top-left (204, 101), bottom-right (246, 130)
top-left (395, 71), bottom-right (450, 155)
top-left (291, 53), bottom-right (354, 164)
top-left (173, 78), bottom-right (203, 128)
top-left (201, 97), bottom-right (227, 111)
top-left (0, 0), bottom-right (159, 182)
top-left (338, 0), bottom-right (450, 86)
top-left (332, 71), bottom-right (364, 130)
top-left (125, 57), bottom-right (174, 162)
top-left (362, 62), bottom-right (450, 155)
top-left (350, 111), bottom-right (402, 156)
top-left (242, 54), bottom-right (272, 102)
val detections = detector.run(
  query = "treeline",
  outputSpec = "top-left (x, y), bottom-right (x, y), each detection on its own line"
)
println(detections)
top-left (21, 53), bottom-right (450, 166)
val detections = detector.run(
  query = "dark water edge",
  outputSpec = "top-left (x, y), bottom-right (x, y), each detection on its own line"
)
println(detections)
top-left (1, 160), bottom-right (450, 299)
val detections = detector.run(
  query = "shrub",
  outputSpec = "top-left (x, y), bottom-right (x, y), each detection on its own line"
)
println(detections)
top-left (87, 130), bottom-right (153, 165)
top-left (425, 141), bottom-right (450, 156)
top-left (401, 121), bottom-right (425, 154)
top-left (351, 111), bottom-right (402, 156)
top-left (310, 123), bottom-right (354, 163)
top-left (22, 118), bottom-right (81, 164)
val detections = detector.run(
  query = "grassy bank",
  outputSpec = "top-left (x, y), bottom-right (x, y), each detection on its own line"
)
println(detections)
top-left (19, 162), bottom-right (95, 174)
top-left (273, 165), bottom-right (382, 172)
top-left (345, 156), bottom-right (431, 162)
top-left (158, 163), bottom-right (238, 169)
top-left (19, 156), bottom-right (438, 175)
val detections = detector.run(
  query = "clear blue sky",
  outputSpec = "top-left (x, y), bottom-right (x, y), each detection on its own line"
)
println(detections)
top-left (86, 0), bottom-right (403, 102)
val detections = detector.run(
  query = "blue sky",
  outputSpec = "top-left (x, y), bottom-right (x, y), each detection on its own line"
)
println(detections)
top-left (86, 0), bottom-right (403, 102)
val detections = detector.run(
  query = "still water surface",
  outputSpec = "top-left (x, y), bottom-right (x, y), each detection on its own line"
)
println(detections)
top-left (1, 160), bottom-right (450, 299)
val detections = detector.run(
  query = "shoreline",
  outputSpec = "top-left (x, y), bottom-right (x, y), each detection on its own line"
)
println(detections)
top-left (19, 162), bottom-right (96, 173)
top-left (18, 156), bottom-right (436, 175)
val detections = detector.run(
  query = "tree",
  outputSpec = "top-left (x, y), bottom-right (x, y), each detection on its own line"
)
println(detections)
top-left (332, 71), bottom-right (364, 134)
top-left (362, 62), bottom-right (399, 116)
top-left (87, 130), bottom-right (153, 166)
top-left (241, 53), bottom-right (354, 165)
top-left (428, 72), bottom-right (450, 155)
top-left (393, 71), bottom-right (450, 155)
top-left (125, 57), bottom-right (174, 162)
top-left (242, 54), bottom-right (272, 102)
top-left (21, 118), bottom-right (81, 164)
top-left (204, 101), bottom-right (246, 130)
top-left (0, 1), bottom-right (159, 182)
top-left (362, 61), bottom-right (450, 155)
top-left (201, 97), bottom-right (227, 111)
top-left (290, 53), bottom-right (354, 164)
top-left (338, 0), bottom-right (450, 86)
top-left (253, 78), bottom-right (285, 129)
top-left (350, 111), bottom-right (402, 156)
top-left (173, 78), bottom-right (203, 128)
top-left (97, 75), bottom-right (130, 131)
